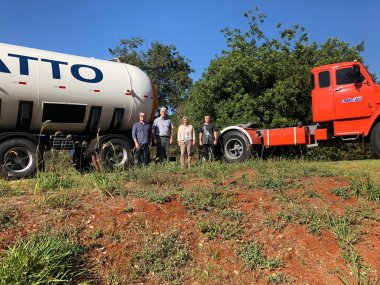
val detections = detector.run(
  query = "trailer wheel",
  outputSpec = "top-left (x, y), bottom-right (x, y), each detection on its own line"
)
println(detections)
top-left (0, 138), bottom-right (38, 179)
top-left (370, 122), bottom-right (380, 158)
top-left (98, 138), bottom-right (132, 171)
top-left (222, 131), bottom-right (250, 163)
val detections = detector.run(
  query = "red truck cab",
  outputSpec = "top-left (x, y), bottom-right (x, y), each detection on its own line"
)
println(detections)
top-left (311, 62), bottom-right (380, 137)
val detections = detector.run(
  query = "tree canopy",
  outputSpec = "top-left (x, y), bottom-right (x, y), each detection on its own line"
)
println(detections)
top-left (109, 38), bottom-right (193, 112)
top-left (180, 9), bottom-right (365, 129)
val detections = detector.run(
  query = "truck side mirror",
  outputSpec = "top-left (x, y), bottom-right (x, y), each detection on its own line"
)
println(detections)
top-left (353, 65), bottom-right (364, 83)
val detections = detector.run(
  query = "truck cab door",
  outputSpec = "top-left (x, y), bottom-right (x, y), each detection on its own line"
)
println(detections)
top-left (333, 67), bottom-right (373, 120)
top-left (312, 70), bottom-right (335, 123)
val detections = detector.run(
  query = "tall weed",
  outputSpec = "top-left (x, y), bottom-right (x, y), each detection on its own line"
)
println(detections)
top-left (0, 232), bottom-right (85, 284)
top-left (350, 175), bottom-right (380, 204)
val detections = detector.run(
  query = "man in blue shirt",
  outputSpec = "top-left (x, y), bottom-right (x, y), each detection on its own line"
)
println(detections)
top-left (132, 112), bottom-right (152, 166)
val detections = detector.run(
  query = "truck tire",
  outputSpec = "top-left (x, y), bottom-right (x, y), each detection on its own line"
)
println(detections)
top-left (370, 122), bottom-right (380, 158)
top-left (98, 138), bottom-right (132, 171)
top-left (0, 138), bottom-right (38, 179)
top-left (222, 131), bottom-right (250, 163)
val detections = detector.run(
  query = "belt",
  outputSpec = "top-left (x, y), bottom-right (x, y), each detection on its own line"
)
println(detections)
top-left (159, 135), bottom-right (170, 138)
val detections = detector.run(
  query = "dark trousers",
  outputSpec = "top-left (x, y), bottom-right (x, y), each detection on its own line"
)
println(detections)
top-left (135, 144), bottom-right (150, 166)
top-left (156, 136), bottom-right (170, 161)
top-left (201, 144), bottom-right (215, 161)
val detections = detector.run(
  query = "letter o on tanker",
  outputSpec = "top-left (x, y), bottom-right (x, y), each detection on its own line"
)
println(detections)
top-left (71, 64), bottom-right (103, 83)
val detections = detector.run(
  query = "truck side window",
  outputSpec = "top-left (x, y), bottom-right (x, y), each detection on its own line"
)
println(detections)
top-left (311, 74), bottom-right (315, 89)
top-left (318, 71), bottom-right (330, 88)
top-left (336, 68), bottom-right (356, 85)
top-left (42, 103), bottom-right (86, 123)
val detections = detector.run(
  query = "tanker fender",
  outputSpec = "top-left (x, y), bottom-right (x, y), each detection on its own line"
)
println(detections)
top-left (219, 126), bottom-right (262, 145)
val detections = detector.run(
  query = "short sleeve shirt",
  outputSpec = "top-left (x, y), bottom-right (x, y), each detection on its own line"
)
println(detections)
top-left (153, 117), bottom-right (173, 136)
top-left (199, 123), bottom-right (218, 144)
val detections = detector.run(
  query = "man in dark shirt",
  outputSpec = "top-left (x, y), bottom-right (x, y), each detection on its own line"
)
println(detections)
top-left (132, 112), bottom-right (152, 166)
top-left (199, 115), bottom-right (218, 161)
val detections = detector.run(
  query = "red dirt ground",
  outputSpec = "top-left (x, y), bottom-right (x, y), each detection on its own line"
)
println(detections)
top-left (1, 170), bottom-right (379, 284)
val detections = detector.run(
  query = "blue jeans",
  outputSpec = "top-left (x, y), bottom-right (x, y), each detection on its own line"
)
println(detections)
top-left (135, 144), bottom-right (150, 166)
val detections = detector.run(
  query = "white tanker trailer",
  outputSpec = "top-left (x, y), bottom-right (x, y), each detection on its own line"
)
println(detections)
top-left (0, 43), bottom-right (158, 178)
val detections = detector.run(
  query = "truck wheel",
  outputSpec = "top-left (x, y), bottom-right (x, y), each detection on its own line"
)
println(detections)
top-left (0, 138), bottom-right (38, 179)
top-left (370, 122), bottom-right (380, 158)
top-left (222, 131), bottom-right (250, 163)
top-left (99, 138), bottom-right (131, 171)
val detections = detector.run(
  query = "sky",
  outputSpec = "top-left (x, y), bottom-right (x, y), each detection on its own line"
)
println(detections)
top-left (1, 0), bottom-right (379, 81)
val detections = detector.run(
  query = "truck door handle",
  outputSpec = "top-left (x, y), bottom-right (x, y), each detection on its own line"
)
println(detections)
top-left (334, 87), bottom-right (343, 92)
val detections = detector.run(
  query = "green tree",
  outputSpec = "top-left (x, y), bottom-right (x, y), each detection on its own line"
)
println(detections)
top-left (181, 8), bottom-right (365, 130)
top-left (109, 37), bottom-right (193, 111)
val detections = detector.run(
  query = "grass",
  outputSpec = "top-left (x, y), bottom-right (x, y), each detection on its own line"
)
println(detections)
top-left (198, 210), bottom-right (244, 240)
top-left (304, 190), bottom-right (324, 199)
top-left (237, 242), bottom-right (282, 271)
top-left (262, 216), bottom-right (287, 232)
top-left (328, 216), bottom-right (358, 249)
top-left (128, 231), bottom-right (190, 283)
top-left (91, 229), bottom-right (104, 240)
top-left (350, 175), bottom-right (380, 203)
top-left (337, 249), bottom-right (378, 285)
top-left (253, 161), bottom-right (299, 191)
top-left (34, 171), bottom-right (78, 193)
top-left (0, 231), bottom-right (86, 284)
top-left (267, 272), bottom-right (288, 284)
top-left (0, 204), bottom-right (19, 230)
top-left (0, 180), bottom-right (25, 197)
top-left (179, 187), bottom-right (231, 214)
top-left (198, 219), bottom-right (243, 240)
top-left (284, 204), bottom-right (329, 236)
top-left (89, 170), bottom-right (125, 197)
top-left (122, 164), bottom-right (180, 187)
top-left (331, 187), bottom-right (350, 200)
top-left (130, 187), bottom-right (173, 204)
top-left (43, 190), bottom-right (82, 209)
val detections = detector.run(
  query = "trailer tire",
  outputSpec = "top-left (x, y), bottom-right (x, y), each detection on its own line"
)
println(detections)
top-left (0, 138), bottom-right (38, 179)
top-left (222, 131), bottom-right (250, 163)
top-left (370, 122), bottom-right (380, 158)
top-left (98, 138), bottom-right (132, 171)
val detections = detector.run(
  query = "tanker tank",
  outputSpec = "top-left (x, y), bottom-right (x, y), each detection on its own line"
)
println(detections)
top-left (0, 43), bottom-right (158, 178)
top-left (0, 43), bottom-right (157, 134)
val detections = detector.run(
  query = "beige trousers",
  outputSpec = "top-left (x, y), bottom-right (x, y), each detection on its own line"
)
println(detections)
top-left (180, 141), bottom-right (192, 167)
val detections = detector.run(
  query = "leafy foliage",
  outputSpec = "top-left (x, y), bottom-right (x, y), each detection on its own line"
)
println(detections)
top-left (109, 38), bottom-right (193, 111)
top-left (181, 8), bottom-right (365, 129)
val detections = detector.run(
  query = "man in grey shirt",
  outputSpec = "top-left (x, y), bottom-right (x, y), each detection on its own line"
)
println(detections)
top-left (153, 107), bottom-right (173, 162)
